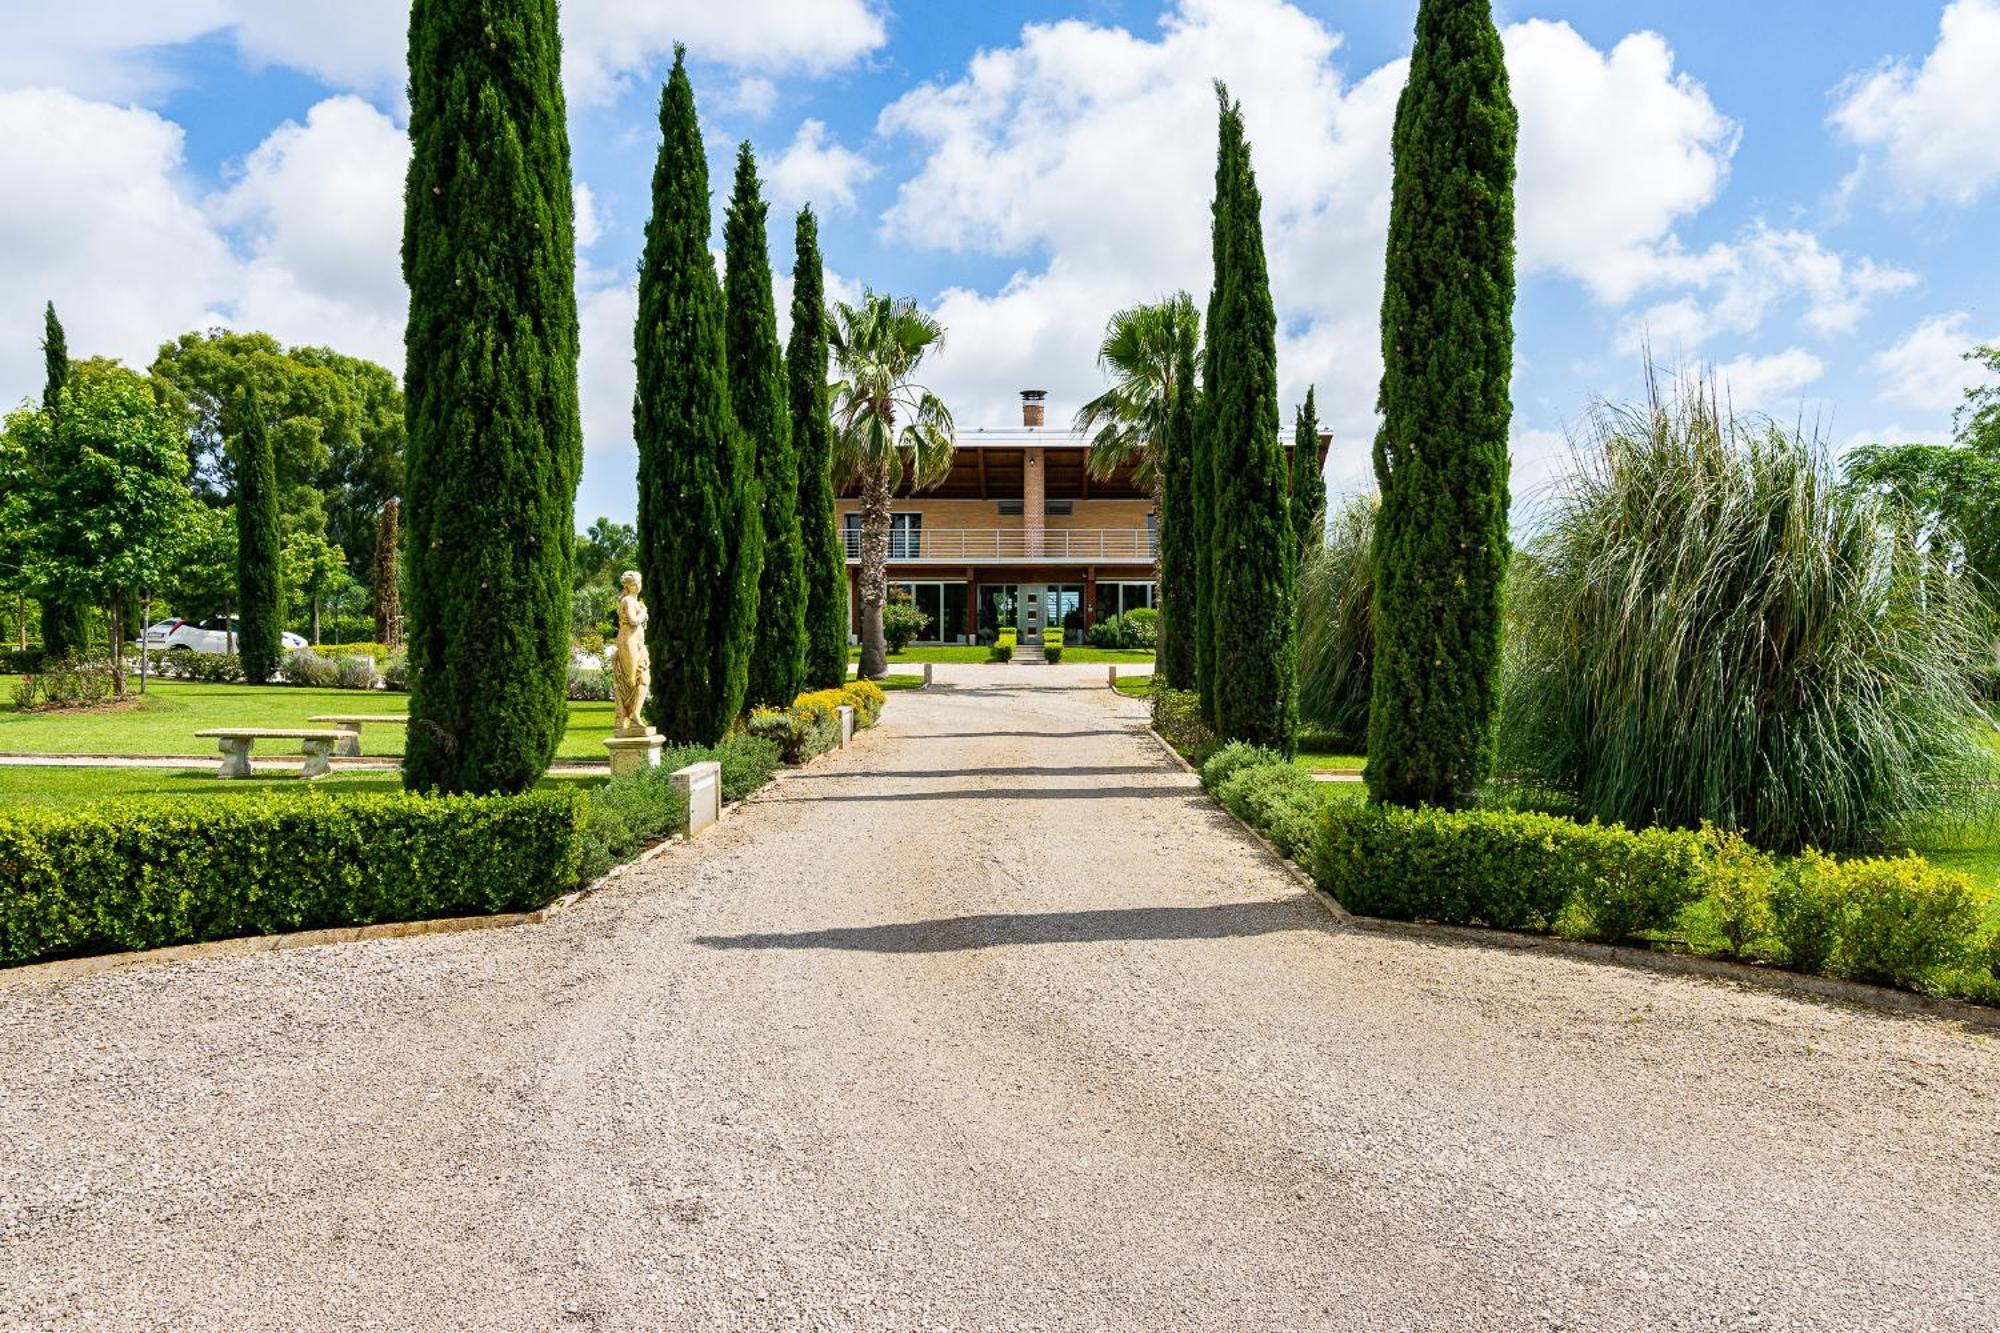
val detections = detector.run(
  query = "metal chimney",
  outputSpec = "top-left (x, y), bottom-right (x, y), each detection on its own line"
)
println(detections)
top-left (1020, 389), bottom-right (1046, 428)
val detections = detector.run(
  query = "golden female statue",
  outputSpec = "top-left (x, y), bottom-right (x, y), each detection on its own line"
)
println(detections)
top-left (612, 569), bottom-right (650, 735)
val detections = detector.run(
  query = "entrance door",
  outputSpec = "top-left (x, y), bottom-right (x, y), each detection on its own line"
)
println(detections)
top-left (1019, 587), bottom-right (1044, 640)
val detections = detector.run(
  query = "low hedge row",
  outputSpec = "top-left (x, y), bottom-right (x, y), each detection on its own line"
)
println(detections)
top-left (0, 790), bottom-right (584, 967)
top-left (1184, 742), bottom-right (2000, 1006)
top-left (746, 681), bottom-right (886, 765)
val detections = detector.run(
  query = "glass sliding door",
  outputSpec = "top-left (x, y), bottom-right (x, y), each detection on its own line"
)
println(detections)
top-left (978, 585), bottom-right (1018, 642)
top-left (888, 580), bottom-right (967, 643)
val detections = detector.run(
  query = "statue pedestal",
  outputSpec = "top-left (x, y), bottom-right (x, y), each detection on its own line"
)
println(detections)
top-left (604, 726), bottom-right (664, 779)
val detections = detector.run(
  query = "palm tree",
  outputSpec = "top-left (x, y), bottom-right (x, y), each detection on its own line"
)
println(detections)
top-left (1073, 293), bottom-right (1201, 564)
top-left (830, 291), bottom-right (956, 679)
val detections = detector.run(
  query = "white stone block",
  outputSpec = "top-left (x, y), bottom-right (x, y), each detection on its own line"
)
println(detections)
top-left (837, 705), bottom-right (854, 747)
top-left (671, 760), bottom-right (723, 836)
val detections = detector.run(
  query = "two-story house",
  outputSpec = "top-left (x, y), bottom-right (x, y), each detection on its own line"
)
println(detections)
top-left (837, 389), bottom-right (1329, 645)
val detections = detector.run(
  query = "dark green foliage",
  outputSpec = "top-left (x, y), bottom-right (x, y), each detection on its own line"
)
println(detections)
top-left (1207, 759), bottom-right (1332, 864)
top-left (1205, 83), bottom-right (1295, 754)
top-left (1194, 93), bottom-right (1239, 721)
top-left (1367, 0), bottom-right (1518, 809)
top-left (0, 789), bottom-right (584, 967)
top-left (1149, 684), bottom-right (1215, 761)
top-left (36, 303), bottom-right (84, 658)
top-left (725, 144), bottom-right (799, 708)
top-left (578, 765), bottom-right (688, 883)
top-left (402, 0), bottom-right (581, 793)
top-left (1290, 387), bottom-right (1323, 552)
top-left (635, 51), bottom-right (761, 744)
top-left (40, 301), bottom-right (66, 415)
top-left (1157, 335), bottom-right (1199, 690)
top-left (234, 385), bottom-right (283, 684)
top-left (790, 208), bottom-right (849, 691)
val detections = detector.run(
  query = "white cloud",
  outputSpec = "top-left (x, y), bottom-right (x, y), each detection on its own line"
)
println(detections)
top-left (722, 76), bottom-right (780, 120)
top-left (0, 88), bottom-right (236, 401)
top-left (1507, 21), bottom-right (1737, 303)
top-left (1715, 347), bottom-right (1827, 415)
top-left (0, 2), bottom-right (886, 110)
top-left (1870, 312), bottom-right (1995, 413)
top-left (573, 184), bottom-right (604, 249)
top-left (1832, 0), bottom-right (2000, 207)
top-left (767, 119), bottom-right (876, 214)
top-left (206, 96), bottom-right (409, 367)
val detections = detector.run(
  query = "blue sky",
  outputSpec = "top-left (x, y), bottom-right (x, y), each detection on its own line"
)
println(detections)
top-left (2, 0), bottom-right (1996, 525)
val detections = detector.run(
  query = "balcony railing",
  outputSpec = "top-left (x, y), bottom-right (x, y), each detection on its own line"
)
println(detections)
top-left (841, 528), bottom-right (1156, 562)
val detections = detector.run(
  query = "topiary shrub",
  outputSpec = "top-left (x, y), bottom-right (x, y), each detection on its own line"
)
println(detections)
top-left (1821, 853), bottom-right (1983, 988)
top-left (1201, 741), bottom-right (1286, 791)
top-left (0, 789), bottom-right (584, 966)
top-left (987, 641), bottom-right (1013, 663)
top-left (1213, 762), bottom-right (1330, 861)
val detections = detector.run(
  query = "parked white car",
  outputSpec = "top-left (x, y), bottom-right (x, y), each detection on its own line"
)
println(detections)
top-left (143, 617), bottom-right (307, 655)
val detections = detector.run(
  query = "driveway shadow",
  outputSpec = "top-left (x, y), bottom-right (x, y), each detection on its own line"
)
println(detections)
top-left (787, 764), bottom-right (1165, 781)
top-left (695, 901), bottom-right (1318, 953)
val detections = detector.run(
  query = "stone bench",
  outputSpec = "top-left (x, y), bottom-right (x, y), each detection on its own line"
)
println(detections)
top-left (308, 714), bottom-right (408, 757)
top-left (194, 728), bottom-right (359, 779)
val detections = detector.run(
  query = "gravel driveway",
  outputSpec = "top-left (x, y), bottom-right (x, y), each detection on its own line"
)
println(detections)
top-left (3, 665), bottom-right (1997, 1331)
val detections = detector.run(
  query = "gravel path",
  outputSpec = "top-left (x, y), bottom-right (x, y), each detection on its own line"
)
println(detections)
top-left (3, 667), bottom-right (1998, 1331)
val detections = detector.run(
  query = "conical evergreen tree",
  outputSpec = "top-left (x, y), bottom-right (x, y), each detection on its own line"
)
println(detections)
top-left (1194, 88), bottom-right (1242, 720)
top-left (726, 143), bottom-right (797, 709)
top-left (1157, 332), bottom-right (1200, 691)
top-left (789, 206), bottom-right (849, 691)
top-left (635, 50), bottom-right (760, 744)
top-left (1290, 387), bottom-right (1324, 552)
top-left (234, 383), bottom-right (283, 684)
top-left (1367, 0), bottom-right (1517, 809)
top-left (374, 496), bottom-right (402, 649)
top-left (36, 301), bottom-right (87, 658)
top-left (1206, 84), bottom-right (1295, 753)
top-left (402, 0), bottom-right (582, 792)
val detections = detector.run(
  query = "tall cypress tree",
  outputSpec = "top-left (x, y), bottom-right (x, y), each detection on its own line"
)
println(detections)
top-left (36, 302), bottom-right (87, 658)
top-left (1157, 331), bottom-right (1200, 691)
top-left (636, 50), bottom-right (760, 744)
top-left (1367, 0), bottom-right (1517, 809)
top-left (1194, 87), bottom-right (1242, 720)
top-left (1290, 387), bottom-right (1324, 552)
top-left (234, 384), bottom-right (283, 684)
top-left (726, 143), bottom-right (797, 709)
top-left (374, 496), bottom-right (402, 649)
top-left (1206, 85), bottom-right (1295, 754)
top-left (402, 0), bottom-right (582, 793)
top-left (789, 206), bottom-right (848, 691)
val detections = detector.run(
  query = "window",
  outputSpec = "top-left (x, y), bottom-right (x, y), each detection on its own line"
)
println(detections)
top-left (842, 512), bottom-right (923, 559)
top-left (978, 585), bottom-right (1018, 640)
top-left (1093, 581), bottom-right (1156, 623)
top-left (888, 581), bottom-right (969, 642)
top-left (1046, 501), bottom-right (1073, 516)
top-left (997, 500), bottom-right (1023, 516)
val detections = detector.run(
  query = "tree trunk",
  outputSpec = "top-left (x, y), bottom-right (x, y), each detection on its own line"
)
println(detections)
top-left (14, 596), bottom-right (24, 651)
top-left (139, 592), bottom-right (150, 695)
top-left (857, 465), bottom-right (892, 679)
top-left (225, 596), bottom-right (234, 655)
top-left (311, 591), bottom-right (321, 646)
top-left (108, 594), bottom-right (126, 697)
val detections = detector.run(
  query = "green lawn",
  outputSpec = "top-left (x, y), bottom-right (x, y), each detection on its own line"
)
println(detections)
top-left (877, 673), bottom-right (927, 691)
top-left (1112, 674), bottom-right (1154, 699)
top-left (1296, 747), bottom-right (1365, 774)
top-left (0, 764), bottom-right (607, 809)
top-left (848, 646), bottom-right (1157, 664)
top-left (0, 677), bottom-right (615, 760)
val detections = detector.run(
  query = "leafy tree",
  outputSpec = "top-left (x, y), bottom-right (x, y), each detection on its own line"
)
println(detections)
top-left (1157, 331), bottom-right (1201, 690)
top-left (725, 142), bottom-right (799, 708)
top-left (234, 384), bottom-right (284, 682)
top-left (1205, 83), bottom-right (1295, 753)
top-left (292, 346), bottom-right (407, 577)
top-left (402, 0), bottom-right (582, 792)
top-left (574, 517), bottom-right (638, 588)
top-left (1367, 0), bottom-right (1518, 809)
top-left (635, 49), bottom-right (760, 744)
top-left (828, 291), bottom-right (956, 679)
top-left (374, 497), bottom-right (402, 648)
top-left (36, 302), bottom-right (87, 657)
top-left (788, 207), bottom-right (849, 691)
top-left (2, 377), bottom-right (194, 694)
top-left (282, 528), bottom-right (347, 646)
top-left (168, 504), bottom-right (237, 623)
top-left (1291, 387), bottom-right (1324, 552)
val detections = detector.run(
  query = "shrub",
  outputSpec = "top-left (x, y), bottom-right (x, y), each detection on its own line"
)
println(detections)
top-left (382, 653), bottom-right (410, 692)
top-left (1772, 851), bottom-right (1847, 975)
top-left (1201, 740), bottom-right (1285, 790)
top-left (334, 656), bottom-right (379, 690)
top-left (1699, 826), bottom-right (1776, 957)
top-left (282, 649), bottom-right (341, 688)
top-left (1045, 641), bottom-right (1064, 664)
top-left (0, 789), bottom-right (583, 967)
top-left (882, 598), bottom-right (929, 654)
top-left (315, 641), bottom-right (394, 665)
top-left (711, 733), bottom-right (782, 802)
top-left (841, 679), bottom-right (886, 728)
top-left (578, 765), bottom-right (688, 883)
top-left (567, 667), bottom-right (613, 702)
top-left (175, 652), bottom-right (243, 684)
top-left (1824, 854), bottom-right (1983, 987)
top-left (1986, 929), bottom-right (2000, 981)
top-left (1315, 803), bottom-right (1700, 935)
top-left (747, 693), bottom-right (841, 764)
top-left (1501, 372), bottom-right (1995, 851)
top-left (1151, 685), bottom-right (1214, 760)
top-left (1126, 606), bottom-right (1159, 641)
top-left (1213, 762), bottom-right (1329, 861)
top-left (988, 642), bottom-right (1013, 663)
top-left (1088, 612), bottom-right (1158, 651)
top-left (10, 658), bottom-right (114, 710)
top-left (0, 649), bottom-right (46, 674)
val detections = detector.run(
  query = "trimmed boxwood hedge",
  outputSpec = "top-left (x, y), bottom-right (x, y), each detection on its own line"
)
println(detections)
top-left (1, 789), bottom-right (584, 967)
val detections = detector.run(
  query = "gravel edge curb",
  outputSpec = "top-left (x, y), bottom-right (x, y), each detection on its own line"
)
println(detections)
top-left (1139, 721), bottom-right (2000, 1034)
top-left (1, 723), bottom-right (881, 987)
